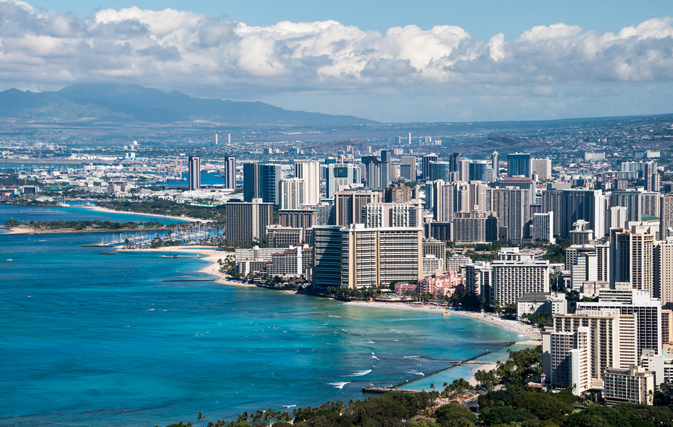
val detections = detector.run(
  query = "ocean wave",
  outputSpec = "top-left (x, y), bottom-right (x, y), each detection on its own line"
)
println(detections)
top-left (282, 404), bottom-right (297, 408)
top-left (328, 315), bottom-right (342, 318)
top-left (351, 369), bottom-right (372, 377)
top-left (407, 371), bottom-right (424, 376)
top-left (329, 382), bottom-right (350, 389)
top-left (403, 355), bottom-right (420, 359)
top-left (371, 353), bottom-right (379, 360)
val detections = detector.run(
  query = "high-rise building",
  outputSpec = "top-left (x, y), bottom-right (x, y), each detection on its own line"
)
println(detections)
top-left (661, 195), bottom-right (673, 236)
top-left (577, 288), bottom-right (662, 358)
top-left (224, 156), bottom-right (236, 190)
top-left (294, 161), bottom-right (320, 205)
top-left (326, 163), bottom-right (356, 199)
top-left (610, 190), bottom-right (642, 223)
top-left (468, 161), bottom-right (489, 182)
top-left (334, 189), bottom-right (383, 226)
top-left (641, 191), bottom-right (660, 218)
top-left (449, 152), bottom-right (461, 173)
top-left (312, 226), bottom-right (343, 288)
top-left (543, 189), bottom-right (606, 239)
top-left (507, 152), bottom-right (532, 178)
top-left (421, 153), bottom-right (438, 181)
top-left (362, 155), bottom-right (381, 188)
top-left (380, 149), bottom-right (392, 188)
top-left (225, 198), bottom-right (273, 245)
top-left (452, 211), bottom-right (498, 243)
top-left (569, 220), bottom-right (593, 245)
top-left (531, 212), bottom-right (555, 243)
top-left (508, 188), bottom-right (530, 243)
top-left (279, 209), bottom-right (317, 232)
top-left (188, 156), bottom-right (201, 190)
top-left (491, 259), bottom-right (550, 306)
top-left (423, 239), bottom-right (447, 268)
top-left (266, 225), bottom-right (303, 248)
top-left (532, 158), bottom-right (552, 181)
top-left (400, 156), bottom-right (416, 181)
top-left (544, 327), bottom-right (591, 394)
top-left (340, 224), bottom-right (423, 288)
top-left (487, 187), bottom-right (510, 241)
top-left (429, 161), bottom-right (452, 182)
top-left (491, 151), bottom-right (499, 178)
top-left (279, 178), bottom-right (304, 210)
top-left (243, 163), bottom-right (281, 206)
top-left (361, 202), bottom-right (423, 228)
top-left (432, 180), bottom-right (455, 223)
top-left (384, 183), bottom-right (416, 203)
top-left (654, 240), bottom-right (673, 308)
top-left (609, 228), bottom-right (655, 295)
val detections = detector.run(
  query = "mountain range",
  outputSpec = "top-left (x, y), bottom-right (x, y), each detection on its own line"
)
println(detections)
top-left (0, 83), bottom-right (373, 126)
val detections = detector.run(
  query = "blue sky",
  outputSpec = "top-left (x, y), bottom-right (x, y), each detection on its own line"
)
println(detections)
top-left (26, 0), bottom-right (673, 40)
top-left (2, 0), bottom-right (673, 122)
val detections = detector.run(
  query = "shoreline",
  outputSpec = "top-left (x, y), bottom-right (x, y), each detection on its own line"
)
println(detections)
top-left (345, 300), bottom-right (542, 341)
top-left (1, 226), bottom-right (167, 235)
top-left (84, 205), bottom-right (208, 223)
top-left (121, 248), bottom-right (539, 393)
top-left (117, 246), bottom-right (257, 288)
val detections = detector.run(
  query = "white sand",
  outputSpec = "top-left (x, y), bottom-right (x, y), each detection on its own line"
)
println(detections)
top-left (344, 300), bottom-right (448, 313)
top-left (85, 205), bottom-right (209, 223)
top-left (345, 300), bottom-right (542, 341)
top-left (444, 310), bottom-right (542, 341)
top-left (467, 363), bottom-right (498, 387)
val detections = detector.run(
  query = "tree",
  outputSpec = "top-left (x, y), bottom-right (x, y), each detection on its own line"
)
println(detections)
top-left (197, 412), bottom-right (205, 427)
top-left (434, 402), bottom-right (477, 427)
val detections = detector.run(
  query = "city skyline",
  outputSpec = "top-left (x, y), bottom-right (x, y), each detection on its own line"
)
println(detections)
top-left (1, 0), bottom-right (672, 122)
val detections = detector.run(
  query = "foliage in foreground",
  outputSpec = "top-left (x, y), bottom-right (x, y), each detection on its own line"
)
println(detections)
top-left (164, 347), bottom-right (673, 427)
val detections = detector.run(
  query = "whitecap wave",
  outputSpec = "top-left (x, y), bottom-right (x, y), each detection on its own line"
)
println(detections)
top-left (351, 369), bottom-right (372, 377)
top-left (407, 370), bottom-right (424, 376)
top-left (403, 355), bottom-right (420, 359)
top-left (329, 382), bottom-right (350, 389)
top-left (282, 404), bottom-right (297, 408)
top-left (328, 315), bottom-right (342, 318)
top-left (371, 353), bottom-right (379, 360)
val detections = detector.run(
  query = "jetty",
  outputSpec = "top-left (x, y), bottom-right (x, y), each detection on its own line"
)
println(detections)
top-left (362, 343), bottom-right (515, 394)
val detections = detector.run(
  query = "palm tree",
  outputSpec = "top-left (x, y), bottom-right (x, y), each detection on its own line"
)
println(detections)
top-left (197, 411), bottom-right (205, 427)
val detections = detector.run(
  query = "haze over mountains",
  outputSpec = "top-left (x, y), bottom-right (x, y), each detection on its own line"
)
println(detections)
top-left (0, 83), bottom-right (374, 127)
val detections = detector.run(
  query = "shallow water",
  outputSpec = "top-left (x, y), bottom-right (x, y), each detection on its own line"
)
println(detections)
top-left (0, 206), bottom-right (520, 426)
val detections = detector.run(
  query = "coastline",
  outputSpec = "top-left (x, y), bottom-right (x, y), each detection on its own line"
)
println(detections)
top-left (84, 205), bottom-right (208, 223)
top-left (1, 225), bottom-right (167, 235)
top-left (345, 300), bottom-right (542, 341)
top-left (124, 249), bottom-right (538, 393)
top-left (117, 245), bottom-right (256, 287)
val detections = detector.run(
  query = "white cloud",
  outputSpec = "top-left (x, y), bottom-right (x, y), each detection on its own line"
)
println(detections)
top-left (0, 0), bottom-right (672, 99)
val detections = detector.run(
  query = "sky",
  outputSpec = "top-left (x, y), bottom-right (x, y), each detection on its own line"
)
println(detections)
top-left (1, 0), bottom-right (673, 122)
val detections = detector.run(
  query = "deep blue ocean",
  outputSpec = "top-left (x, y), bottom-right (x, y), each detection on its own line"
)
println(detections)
top-left (0, 206), bottom-right (520, 427)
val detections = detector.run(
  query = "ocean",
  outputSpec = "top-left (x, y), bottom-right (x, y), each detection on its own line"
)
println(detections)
top-left (0, 206), bottom-right (520, 426)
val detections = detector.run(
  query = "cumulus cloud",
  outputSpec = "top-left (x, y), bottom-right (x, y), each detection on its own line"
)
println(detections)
top-left (0, 0), bottom-right (672, 97)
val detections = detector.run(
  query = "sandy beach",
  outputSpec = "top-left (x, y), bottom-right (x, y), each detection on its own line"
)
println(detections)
top-left (345, 300), bottom-right (448, 313)
top-left (1, 226), bottom-right (167, 235)
top-left (84, 205), bottom-right (209, 223)
top-left (118, 245), bottom-right (256, 287)
top-left (443, 310), bottom-right (542, 341)
top-left (345, 300), bottom-right (542, 341)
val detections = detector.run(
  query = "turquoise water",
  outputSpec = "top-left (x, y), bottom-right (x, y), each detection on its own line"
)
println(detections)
top-left (397, 344), bottom-right (534, 391)
top-left (0, 206), bottom-right (520, 426)
top-left (0, 205), bottom-right (186, 226)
